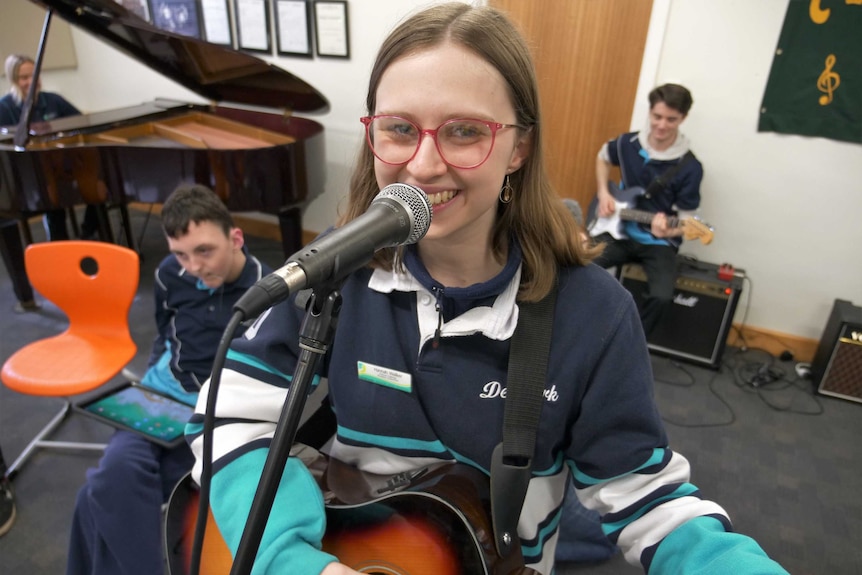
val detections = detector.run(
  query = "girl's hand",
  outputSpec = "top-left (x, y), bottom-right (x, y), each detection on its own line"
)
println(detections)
top-left (321, 562), bottom-right (363, 575)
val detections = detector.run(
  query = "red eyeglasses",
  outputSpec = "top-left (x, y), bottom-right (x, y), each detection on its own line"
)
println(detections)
top-left (361, 115), bottom-right (526, 169)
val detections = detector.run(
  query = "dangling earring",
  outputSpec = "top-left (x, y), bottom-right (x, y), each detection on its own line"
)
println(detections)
top-left (499, 175), bottom-right (513, 204)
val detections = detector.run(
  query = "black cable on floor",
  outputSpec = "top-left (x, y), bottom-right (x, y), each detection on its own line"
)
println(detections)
top-left (725, 347), bottom-right (825, 416)
top-left (654, 356), bottom-right (736, 428)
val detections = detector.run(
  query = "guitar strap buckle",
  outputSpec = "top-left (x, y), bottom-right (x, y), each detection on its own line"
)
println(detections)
top-left (490, 443), bottom-right (532, 558)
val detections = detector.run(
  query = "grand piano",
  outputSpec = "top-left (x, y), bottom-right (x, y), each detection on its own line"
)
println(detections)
top-left (0, 0), bottom-right (329, 308)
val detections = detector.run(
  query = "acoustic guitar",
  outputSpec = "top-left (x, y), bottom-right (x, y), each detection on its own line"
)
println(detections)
top-left (164, 452), bottom-right (538, 575)
top-left (587, 182), bottom-right (714, 245)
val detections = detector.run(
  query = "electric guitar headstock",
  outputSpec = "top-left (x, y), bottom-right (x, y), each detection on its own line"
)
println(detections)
top-left (681, 217), bottom-right (714, 245)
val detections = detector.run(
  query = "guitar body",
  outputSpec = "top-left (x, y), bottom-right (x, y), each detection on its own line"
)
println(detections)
top-left (586, 183), bottom-right (646, 240)
top-left (587, 182), bottom-right (714, 245)
top-left (165, 477), bottom-right (233, 575)
top-left (323, 506), bottom-right (462, 574)
top-left (165, 455), bottom-right (537, 575)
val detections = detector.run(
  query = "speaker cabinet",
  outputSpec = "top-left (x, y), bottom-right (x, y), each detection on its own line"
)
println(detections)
top-left (811, 299), bottom-right (862, 404)
top-left (619, 259), bottom-right (743, 369)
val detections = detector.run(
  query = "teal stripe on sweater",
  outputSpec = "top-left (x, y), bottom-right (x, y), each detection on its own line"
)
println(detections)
top-left (602, 483), bottom-right (699, 534)
top-left (571, 447), bottom-right (666, 485)
top-left (337, 424), bottom-right (448, 454)
top-left (226, 348), bottom-right (294, 381)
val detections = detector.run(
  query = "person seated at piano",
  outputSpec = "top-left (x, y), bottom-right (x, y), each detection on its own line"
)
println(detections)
top-left (186, 4), bottom-right (786, 575)
top-left (65, 184), bottom-right (272, 575)
top-left (1, 53), bottom-right (100, 241)
top-left (590, 83), bottom-right (704, 337)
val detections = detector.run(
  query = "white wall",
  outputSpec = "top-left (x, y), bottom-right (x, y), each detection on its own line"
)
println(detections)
top-left (4, 0), bottom-right (860, 341)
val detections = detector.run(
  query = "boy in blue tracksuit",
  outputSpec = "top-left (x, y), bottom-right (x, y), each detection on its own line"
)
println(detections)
top-left (591, 83), bottom-right (705, 335)
top-left (66, 184), bottom-right (271, 575)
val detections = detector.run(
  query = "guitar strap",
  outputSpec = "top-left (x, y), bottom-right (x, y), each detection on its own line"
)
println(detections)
top-left (490, 280), bottom-right (557, 559)
top-left (643, 151), bottom-right (694, 199)
top-left (616, 136), bottom-right (694, 199)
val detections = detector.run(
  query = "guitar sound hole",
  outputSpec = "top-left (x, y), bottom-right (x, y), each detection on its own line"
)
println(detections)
top-left (358, 568), bottom-right (403, 575)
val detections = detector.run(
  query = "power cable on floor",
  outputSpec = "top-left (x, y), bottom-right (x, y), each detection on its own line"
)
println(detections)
top-left (654, 357), bottom-right (736, 428)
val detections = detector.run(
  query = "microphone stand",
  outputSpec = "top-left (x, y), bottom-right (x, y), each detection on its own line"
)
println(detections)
top-left (230, 285), bottom-right (342, 575)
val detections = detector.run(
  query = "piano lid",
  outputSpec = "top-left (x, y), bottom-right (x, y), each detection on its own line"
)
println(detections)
top-left (28, 0), bottom-right (329, 113)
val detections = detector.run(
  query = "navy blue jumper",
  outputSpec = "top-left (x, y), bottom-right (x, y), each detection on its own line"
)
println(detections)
top-left (593, 130), bottom-right (704, 335)
top-left (187, 242), bottom-right (786, 575)
top-left (66, 248), bottom-right (270, 575)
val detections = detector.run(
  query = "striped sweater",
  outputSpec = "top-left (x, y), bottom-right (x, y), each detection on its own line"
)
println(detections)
top-left (188, 245), bottom-right (786, 574)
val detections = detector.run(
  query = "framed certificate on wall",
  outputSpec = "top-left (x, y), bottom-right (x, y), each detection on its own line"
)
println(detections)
top-left (313, 0), bottom-right (349, 59)
top-left (236, 0), bottom-right (272, 53)
top-left (200, 0), bottom-right (234, 46)
top-left (275, 0), bottom-right (313, 57)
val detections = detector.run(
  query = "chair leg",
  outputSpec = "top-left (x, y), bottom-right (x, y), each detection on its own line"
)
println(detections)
top-left (6, 399), bottom-right (107, 480)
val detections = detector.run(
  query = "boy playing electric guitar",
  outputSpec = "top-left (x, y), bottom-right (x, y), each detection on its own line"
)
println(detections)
top-left (590, 83), bottom-right (705, 336)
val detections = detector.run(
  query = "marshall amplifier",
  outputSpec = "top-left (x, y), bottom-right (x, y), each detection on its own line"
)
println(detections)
top-left (811, 299), bottom-right (862, 404)
top-left (619, 259), bottom-right (743, 369)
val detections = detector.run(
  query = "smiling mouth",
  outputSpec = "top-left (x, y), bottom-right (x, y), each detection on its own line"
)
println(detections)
top-left (426, 190), bottom-right (458, 205)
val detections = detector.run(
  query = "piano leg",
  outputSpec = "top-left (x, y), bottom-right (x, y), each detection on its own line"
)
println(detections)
top-left (93, 204), bottom-right (116, 243)
top-left (18, 215), bottom-right (34, 245)
top-left (68, 207), bottom-right (81, 238)
top-left (117, 203), bottom-right (136, 252)
top-left (277, 205), bottom-right (303, 256)
top-left (0, 217), bottom-right (37, 310)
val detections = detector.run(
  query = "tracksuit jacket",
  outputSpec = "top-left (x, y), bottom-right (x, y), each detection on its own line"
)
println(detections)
top-left (188, 241), bottom-right (787, 575)
top-left (602, 130), bottom-right (704, 249)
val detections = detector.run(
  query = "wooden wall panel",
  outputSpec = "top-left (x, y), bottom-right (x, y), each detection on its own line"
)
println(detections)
top-left (490, 0), bottom-right (652, 214)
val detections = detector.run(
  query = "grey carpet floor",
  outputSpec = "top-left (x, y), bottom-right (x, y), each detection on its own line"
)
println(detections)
top-left (1, 208), bottom-right (860, 574)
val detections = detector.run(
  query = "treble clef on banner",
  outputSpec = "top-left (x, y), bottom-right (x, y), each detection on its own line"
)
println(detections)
top-left (817, 54), bottom-right (840, 106)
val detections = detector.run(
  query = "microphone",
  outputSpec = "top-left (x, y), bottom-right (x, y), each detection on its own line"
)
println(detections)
top-left (234, 183), bottom-right (432, 319)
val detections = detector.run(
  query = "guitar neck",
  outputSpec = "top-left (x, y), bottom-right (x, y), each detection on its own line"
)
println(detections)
top-left (618, 208), bottom-right (679, 228)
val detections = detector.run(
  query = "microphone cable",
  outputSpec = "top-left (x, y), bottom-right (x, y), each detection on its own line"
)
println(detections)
top-left (189, 310), bottom-right (245, 575)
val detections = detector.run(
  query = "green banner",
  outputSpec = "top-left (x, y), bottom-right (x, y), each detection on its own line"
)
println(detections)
top-left (758, 0), bottom-right (862, 144)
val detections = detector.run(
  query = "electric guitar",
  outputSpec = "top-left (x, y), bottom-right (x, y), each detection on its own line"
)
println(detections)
top-left (587, 182), bottom-right (714, 245)
top-left (164, 452), bottom-right (538, 575)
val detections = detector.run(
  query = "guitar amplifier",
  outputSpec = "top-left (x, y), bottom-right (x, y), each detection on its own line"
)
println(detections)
top-left (619, 259), bottom-right (743, 369)
top-left (811, 299), bottom-right (862, 404)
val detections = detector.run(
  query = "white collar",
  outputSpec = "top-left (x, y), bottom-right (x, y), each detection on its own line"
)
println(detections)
top-left (369, 265), bottom-right (522, 347)
top-left (636, 122), bottom-right (692, 161)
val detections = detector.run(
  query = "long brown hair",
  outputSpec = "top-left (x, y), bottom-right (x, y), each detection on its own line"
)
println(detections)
top-left (341, 2), bottom-right (600, 301)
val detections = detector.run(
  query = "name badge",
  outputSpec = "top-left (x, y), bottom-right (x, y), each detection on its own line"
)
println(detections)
top-left (357, 361), bottom-right (412, 392)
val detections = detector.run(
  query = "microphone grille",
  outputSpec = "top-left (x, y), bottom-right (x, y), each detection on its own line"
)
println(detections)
top-left (376, 183), bottom-right (433, 244)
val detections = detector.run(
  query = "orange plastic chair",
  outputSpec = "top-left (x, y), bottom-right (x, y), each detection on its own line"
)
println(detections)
top-left (1, 241), bottom-right (139, 478)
